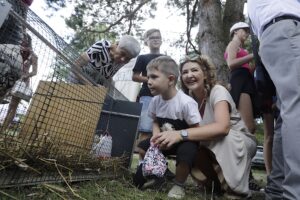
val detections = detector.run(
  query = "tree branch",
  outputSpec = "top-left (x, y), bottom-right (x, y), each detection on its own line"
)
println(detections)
top-left (85, 0), bottom-right (151, 34)
top-left (185, 0), bottom-right (200, 55)
top-left (127, 1), bottom-right (135, 34)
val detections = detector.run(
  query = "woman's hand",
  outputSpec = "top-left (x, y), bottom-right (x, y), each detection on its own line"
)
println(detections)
top-left (151, 130), bottom-right (182, 149)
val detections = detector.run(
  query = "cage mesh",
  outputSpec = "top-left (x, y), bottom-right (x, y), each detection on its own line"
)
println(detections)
top-left (0, 0), bottom-right (127, 187)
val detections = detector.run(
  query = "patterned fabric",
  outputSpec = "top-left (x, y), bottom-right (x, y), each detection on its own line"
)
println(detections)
top-left (142, 145), bottom-right (167, 178)
top-left (84, 40), bottom-right (123, 79)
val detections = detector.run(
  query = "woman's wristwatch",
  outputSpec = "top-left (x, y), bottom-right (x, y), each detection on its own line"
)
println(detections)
top-left (180, 129), bottom-right (188, 141)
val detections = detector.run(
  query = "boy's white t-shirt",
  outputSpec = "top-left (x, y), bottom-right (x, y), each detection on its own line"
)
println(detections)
top-left (148, 90), bottom-right (201, 130)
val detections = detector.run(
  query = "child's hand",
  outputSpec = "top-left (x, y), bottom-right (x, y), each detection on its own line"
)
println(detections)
top-left (150, 134), bottom-right (159, 145)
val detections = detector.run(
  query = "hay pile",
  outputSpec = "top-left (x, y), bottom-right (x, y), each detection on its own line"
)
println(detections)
top-left (0, 132), bottom-right (125, 175)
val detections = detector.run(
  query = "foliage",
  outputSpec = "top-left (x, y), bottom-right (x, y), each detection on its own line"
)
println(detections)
top-left (45, 0), bottom-right (157, 51)
top-left (44, 0), bottom-right (248, 82)
top-left (165, 0), bottom-right (200, 54)
top-left (255, 119), bottom-right (265, 146)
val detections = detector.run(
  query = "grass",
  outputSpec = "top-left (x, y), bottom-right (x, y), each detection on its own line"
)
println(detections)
top-left (0, 172), bottom-right (266, 200)
top-left (1, 122), bottom-right (267, 199)
top-left (255, 120), bottom-right (265, 146)
top-left (0, 178), bottom-right (213, 200)
top-left (0, 154), bottom-right (267, 200)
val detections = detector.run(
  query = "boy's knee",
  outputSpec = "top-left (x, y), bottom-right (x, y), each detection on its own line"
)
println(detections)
top-left (138, 148), bottom-right (146, 158)
top-left (138, 132), bottom-right (151, 141)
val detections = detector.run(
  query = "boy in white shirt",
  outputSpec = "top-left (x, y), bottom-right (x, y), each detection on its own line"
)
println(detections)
top-left (135, 56), bottom-right (201, 199)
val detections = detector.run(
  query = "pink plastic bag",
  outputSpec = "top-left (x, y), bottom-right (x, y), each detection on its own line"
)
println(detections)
top-left (142, 145), bottom-right (167, 178)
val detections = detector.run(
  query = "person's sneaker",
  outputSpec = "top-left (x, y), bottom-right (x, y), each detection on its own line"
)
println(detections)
top-left (167, 184), bottom-right (185, 199)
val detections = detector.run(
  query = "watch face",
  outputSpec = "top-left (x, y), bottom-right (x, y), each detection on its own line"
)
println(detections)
top-left (181, 130), bottom-right (188, 137)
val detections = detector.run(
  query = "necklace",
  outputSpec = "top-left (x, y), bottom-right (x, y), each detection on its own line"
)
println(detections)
top-left (198, 98), bottom-right (206, 117)
top-left (191, 89), bottom-right (207, 116)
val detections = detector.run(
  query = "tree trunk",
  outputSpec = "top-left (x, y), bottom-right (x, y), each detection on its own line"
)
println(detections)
top-left (197, 0), bottom-right (246, 84)
top-left (197, 0), bottom-right (228, 84)
top-left (223, 0), bottom-right (246, 43)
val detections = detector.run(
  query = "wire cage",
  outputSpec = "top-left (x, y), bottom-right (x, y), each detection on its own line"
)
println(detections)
top-left (0, 0), bottom-right (129, 187)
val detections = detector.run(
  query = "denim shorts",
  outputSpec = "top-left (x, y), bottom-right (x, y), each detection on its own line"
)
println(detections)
top-left (138, 96), bottom-right (153, 134)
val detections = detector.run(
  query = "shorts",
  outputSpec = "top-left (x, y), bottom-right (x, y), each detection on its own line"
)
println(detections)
top-left (230, 68), bottom-right (260, 117)
top-left (138, 96), bottom-right (153, 134)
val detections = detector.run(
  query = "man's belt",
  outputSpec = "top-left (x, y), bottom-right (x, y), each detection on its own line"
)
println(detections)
top-left (263, 15), bottom-right (300, 33)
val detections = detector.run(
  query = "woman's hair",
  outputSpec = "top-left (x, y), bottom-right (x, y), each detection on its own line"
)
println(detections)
top-left (179, 54), bottom-right (217, 96)
top-left (146, 55), bottom-right (179, 85)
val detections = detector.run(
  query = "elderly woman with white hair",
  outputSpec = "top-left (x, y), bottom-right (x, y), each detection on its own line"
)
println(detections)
top-left (69, 35), bottom-right (141, 85)
top-left (224, 22), bottom-right (258, 134)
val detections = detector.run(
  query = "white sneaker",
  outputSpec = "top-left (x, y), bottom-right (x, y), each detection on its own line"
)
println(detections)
top-left (167, 185), bottom-right (185, 199)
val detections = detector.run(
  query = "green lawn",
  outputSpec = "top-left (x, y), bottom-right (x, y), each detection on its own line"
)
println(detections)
top-left (0, 153), bottom-right (266, 200)
top-left (0, 175), bottom-right (266, 200)
top-left (0, 121), bottom-right (267, 199)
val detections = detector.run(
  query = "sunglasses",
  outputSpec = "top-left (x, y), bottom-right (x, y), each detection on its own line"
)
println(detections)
top-left (180, 53), bottom-right (200, 64)
top-left (241, 28), bottom-right (250, 33)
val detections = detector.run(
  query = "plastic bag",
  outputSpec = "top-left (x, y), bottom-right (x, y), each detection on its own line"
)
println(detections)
top-left (142, 145), bottom-right (167, 178)
top-left (11, 80), bottom-right (32, 102)
top-left (91, 134), bottom-right (112, 158)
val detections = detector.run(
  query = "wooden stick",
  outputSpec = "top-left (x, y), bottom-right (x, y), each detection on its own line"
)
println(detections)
top-left (54, 161), bottom-right (86, 200)
top-left (0, 190), bottom-right (18, 200)
top-left (42, 184), bottom-right (67, 200)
